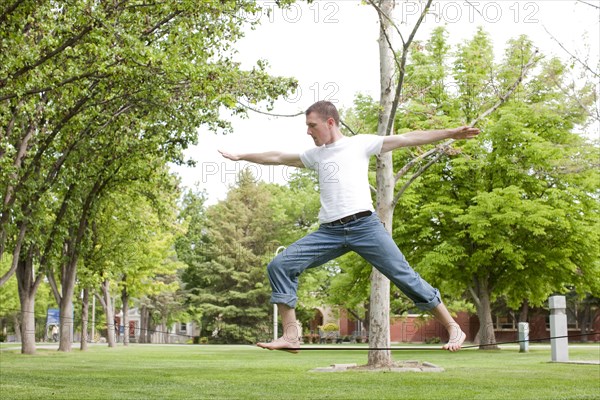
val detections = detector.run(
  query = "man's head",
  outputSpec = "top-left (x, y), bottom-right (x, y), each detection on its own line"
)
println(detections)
top-left (305, 101), bottom-right (341, 146)
top-left (305, 100), bottom-right (340, 126)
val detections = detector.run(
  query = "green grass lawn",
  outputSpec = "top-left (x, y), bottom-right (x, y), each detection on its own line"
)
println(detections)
top-left (1, 343), bottom-right (599, 400)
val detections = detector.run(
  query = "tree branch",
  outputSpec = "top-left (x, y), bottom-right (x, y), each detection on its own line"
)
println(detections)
top-left (469, 48), bottom-right (539, 127)
top-left (368, 0), bottom-right (403, 70)
top-left (468, 285), bottom-right (481, 309)
top-left (392, 151), bottom-right (443, 208)
top-left (549, 73), bottom-right (600, 123)
top-left (340, 119), bottom-right (358, 136)
top-left (142, 11), bottom-right (183, 37)
top-left (393, 146), bottom-right (441, 183)
top-left (577, 0), bottom-right (600, 10)
top-left (542, 25), bottom-right (599, 79)
top-left (1, 97), bottom-right (24, 148)
top-left (385, 0), bottom-right (433, 138)
top-left (47, 267), bottom-right (62, 306)
top-left (0, 0), bottom-right (27, 27)
top-left (236, 101), bottom-right (303, 118)
top-left (366, 0), bottom-right (406, 46)
top-left (391, 46), bottom-right (539, 200)
top-left (0, 70), bottom-right (112, 102)
top-left (0, 223), bottom-right (26, 286)
top-left (3, 26), bottom-right (94, 87)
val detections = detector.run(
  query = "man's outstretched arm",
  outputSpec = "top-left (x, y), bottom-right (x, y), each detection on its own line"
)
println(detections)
top-left (218, 150), bottom-right (305, 168)
top-left (381, 126), bottom-right (480, 153)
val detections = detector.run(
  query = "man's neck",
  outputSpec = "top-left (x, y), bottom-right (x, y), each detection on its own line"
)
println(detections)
top-left (325, 131), bottom-right (345, 145)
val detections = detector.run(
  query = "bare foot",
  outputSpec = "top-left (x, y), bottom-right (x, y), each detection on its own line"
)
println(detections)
top-left (443, 323), bottom-right (466, 352)
top-left (257, 336), bottom-right (300, 354)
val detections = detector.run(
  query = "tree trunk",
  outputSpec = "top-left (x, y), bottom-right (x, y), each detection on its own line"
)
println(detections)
top-left (580, 299), bottom-right (591, 343)
top-left (369, 0), bottom-right (396, 368)
top-left (121, 284), bottom-right (129, 346)
top-left (162, 321), bottom-right (169, 344)
top-left (139, 305), bottom-right (148, 344)
top-left (18, 286), bottom-right (36, 354)
top-left (100, 279), bottom-right (116, 347)
top-left (15, 249), bottom-right (42, 354)
top-left (58, 183), bottom-right (95, 351)
top-left (519, 299), bottom-right (529, 322)
top-left (80, 288), bottom-right (89, 351)
top-left (58, 296), bottom-right (74, 352)
top-left (474, 278), bottom-right (499, 350)
top-left (13, 314), bottom-right (21, 342)
top-left (147, 312), bottom-right (156, 343)
top-left (58, 254), bottom-right (78, 352)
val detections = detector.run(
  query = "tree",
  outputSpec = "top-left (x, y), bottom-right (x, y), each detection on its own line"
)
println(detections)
top-left (0, 257), bottom-right (19, 341)
top-left (178, 169), bottom-right (322, 342)
top-left (77, 172), bottom-right (183, 347)
top-left (393, 33), bottom-right (599, 348)
top-left (180, 171), bottom-right (276, 343)
top-left (1, 0), bottom-right (296, 354)
top-left (338, 10), bottom-right (595, 355)
top-left (366, 0), bottom-right (437, 367)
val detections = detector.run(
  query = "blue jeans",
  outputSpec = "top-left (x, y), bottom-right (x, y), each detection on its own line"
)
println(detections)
top-left (267, 213), bottom-right (441, 310)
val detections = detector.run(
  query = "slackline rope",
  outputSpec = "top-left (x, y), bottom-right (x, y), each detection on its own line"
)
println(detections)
top-left (4, 308), bottom-right (599, 350)
top-left (280, 332), bottom-right (600, 351)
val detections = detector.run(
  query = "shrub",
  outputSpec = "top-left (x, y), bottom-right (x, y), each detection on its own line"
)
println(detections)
top-left (320, 323), bottom-right (339, 332)
top-left (425, 336), bottom-right (441, 344)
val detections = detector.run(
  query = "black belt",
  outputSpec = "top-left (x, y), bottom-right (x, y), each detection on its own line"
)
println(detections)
top-left (326, 211), bottom-right (372, 226)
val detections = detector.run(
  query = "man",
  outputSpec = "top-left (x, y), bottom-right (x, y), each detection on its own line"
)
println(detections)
top-left (51, 325), bottom-right (59, 342)
top-left (219, 100), bottom-right (479, 352)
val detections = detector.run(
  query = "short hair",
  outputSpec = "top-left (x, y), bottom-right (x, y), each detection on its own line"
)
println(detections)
top-left (305, 101), bottom-right (340, 126)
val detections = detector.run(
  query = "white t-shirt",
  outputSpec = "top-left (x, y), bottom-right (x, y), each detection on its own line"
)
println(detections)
top-left (300, 135), bottom-right (384, 223)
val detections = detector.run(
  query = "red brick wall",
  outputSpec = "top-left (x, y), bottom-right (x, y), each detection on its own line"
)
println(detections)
top-left (389, 315), bottom-right (445, 343)
top-left (528, 313), bottom-right (548, 341)
top-left (335, 309), bottom-right (599, 344)
top-left (591, 309), bottom-right (600, 342)
top-left (338, 309), bottom-right (354, 336)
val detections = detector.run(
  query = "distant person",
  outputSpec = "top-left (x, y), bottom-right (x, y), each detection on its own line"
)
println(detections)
top-left (219, 101), bottom-right (479, 352)
top-left (51, 325), bottom-right (58, 342)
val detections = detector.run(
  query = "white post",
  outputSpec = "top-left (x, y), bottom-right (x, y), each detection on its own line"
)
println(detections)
top-left (549, 295), bottom-right (569, 362)
top-left (518, 322), bottom-right (529, 353)
top-left (273, 246), bottom-right (286, 341)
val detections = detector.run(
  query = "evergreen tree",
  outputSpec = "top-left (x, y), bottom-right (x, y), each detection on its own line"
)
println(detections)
top-left (180, 171), bottom-right (277, 343)
top-left (178, 169), bottom-right (321, 342)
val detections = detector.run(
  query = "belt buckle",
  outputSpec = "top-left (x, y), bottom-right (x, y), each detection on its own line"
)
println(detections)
top-left (339, 212), bottom-right (358, 225)
top-left (330, 211), bottom-right (369, 226)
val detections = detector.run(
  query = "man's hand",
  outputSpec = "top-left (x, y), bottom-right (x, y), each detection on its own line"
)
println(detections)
top-left (448, 126), bottom-right (480, 140)
top-left (218, 149), bottom-right (241, 161)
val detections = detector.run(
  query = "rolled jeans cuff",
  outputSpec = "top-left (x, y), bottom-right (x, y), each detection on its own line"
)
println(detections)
top-left (414, 289), bottom-right (442, 311)
top-left (271, 293), bottom-right (297, 308)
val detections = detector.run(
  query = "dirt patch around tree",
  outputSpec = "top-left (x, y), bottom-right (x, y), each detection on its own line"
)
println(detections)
top-left (311, 361), bottom-right (444, 373)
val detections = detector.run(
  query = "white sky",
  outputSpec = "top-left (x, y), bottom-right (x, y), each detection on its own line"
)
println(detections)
top-left (171, 0), bottom-right (600, 204)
